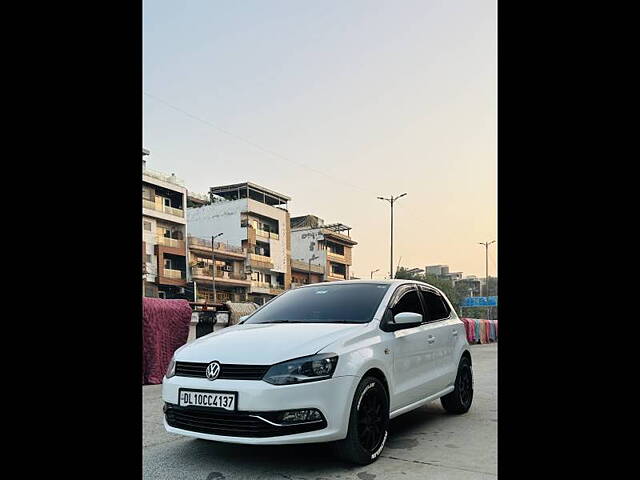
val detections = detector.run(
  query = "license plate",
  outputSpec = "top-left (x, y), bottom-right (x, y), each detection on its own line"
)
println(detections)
top-left (178, 389), bottom-right (236, 411)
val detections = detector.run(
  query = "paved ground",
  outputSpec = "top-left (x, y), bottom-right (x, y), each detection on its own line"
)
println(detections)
top-left (143, 343), bottom-right (497, 480)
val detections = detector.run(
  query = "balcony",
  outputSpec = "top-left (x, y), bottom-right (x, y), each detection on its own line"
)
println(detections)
top-left (255, 229), bottom-right (280, 240)
top-left (142, 198), bottom-right (185, 218)
top-left (196, 291), bottom-right (234, 304)
top-left (250, 282), bottom-right (284, 296)
top-left (188, 236), bottom-right (246, 257)
top-left (157, 235), bottom-right (185, 250)
top-left (248, 253), bottom-right (274, 270)
top-left (192, 267), bottom-right (247, 281)
top-left (163, 268), bottom-right (185, 280)
top-left (327, 251), bottom-right (346, 262)
top-left (327, 272), bottom-right (346, 280)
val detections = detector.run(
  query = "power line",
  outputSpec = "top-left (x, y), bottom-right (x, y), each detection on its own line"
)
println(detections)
top-left (144, 91), bottom-right (377, 196)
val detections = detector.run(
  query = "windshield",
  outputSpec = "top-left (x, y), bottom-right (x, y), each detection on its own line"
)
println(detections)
top-left (243, 283), bottom-right (391, 324)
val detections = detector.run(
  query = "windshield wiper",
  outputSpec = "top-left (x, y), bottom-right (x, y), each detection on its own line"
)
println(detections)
top-left (264, 320), bottom-right (306, 323)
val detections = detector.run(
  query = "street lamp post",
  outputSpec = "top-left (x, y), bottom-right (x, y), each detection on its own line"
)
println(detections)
top-left (308, 254), bottom-right (319, 284)
top-left (377, 193), bottom-right (407, 279)
top-left (478, 240), bottom-right (496, 319)
top-left (370, 268), bottom-right (380, 279)
top-left (211, 233), bottom-right (224, 304)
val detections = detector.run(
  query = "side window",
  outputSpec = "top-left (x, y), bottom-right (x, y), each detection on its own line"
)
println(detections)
top-left (420, 288), bottom-right (451, 321)
top-left (391, 287), bottom-right (425, 318)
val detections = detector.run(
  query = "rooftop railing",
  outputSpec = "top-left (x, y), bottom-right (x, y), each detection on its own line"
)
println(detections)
top-left (143, 167), bottom-right (186, 187)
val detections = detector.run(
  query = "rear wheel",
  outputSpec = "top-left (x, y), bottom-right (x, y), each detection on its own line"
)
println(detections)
top-left (332, 376), bottom-right (389, 465)
top-left (441, 356), bottom-right (473, 414)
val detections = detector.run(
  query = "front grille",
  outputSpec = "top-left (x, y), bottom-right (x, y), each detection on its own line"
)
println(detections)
top-left (175, 362), bottom-right (270, 380)
top-left (165, 404), bottom-right (327, 438)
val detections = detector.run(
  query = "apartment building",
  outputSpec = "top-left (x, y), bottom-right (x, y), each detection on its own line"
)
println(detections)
top-left (426, 265), bottom-right (463, 283)
top-left (142, 149), bottom-right (188, 298)
top-left (187, 182), bottom-right (292, 305)
top-left (187, 235), bottom-right (251, 304)
top-left (290, 215), bottom-right (357, 282)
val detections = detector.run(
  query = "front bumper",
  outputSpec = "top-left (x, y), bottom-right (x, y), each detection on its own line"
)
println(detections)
top-left (162, 374), bottom-right (358, 445)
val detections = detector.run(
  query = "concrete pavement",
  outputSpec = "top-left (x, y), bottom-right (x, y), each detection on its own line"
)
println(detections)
top-left (143, 343), bottom-right (497, 480)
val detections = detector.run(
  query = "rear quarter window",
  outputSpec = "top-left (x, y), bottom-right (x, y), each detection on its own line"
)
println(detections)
top-left (420, 288), bottom-right (451, 321)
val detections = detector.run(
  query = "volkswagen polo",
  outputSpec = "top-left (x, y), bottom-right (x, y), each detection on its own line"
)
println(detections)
top-left (162, 280), bottom-right (473, 464)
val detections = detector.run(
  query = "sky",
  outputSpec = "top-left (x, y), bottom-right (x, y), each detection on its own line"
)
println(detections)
top-left (143, 0), bottom-right (497, 280)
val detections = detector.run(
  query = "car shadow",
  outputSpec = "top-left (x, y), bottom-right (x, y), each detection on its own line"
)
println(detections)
top-left (174, 403), bottom-right (448, 472)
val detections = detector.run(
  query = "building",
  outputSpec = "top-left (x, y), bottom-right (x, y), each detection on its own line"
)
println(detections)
top-left (142, 149), bottom-right (188, 298)
top-left (187, 235), bottom-right (251, 304)
top-left (290, 259), bottom-right (325, 287)
top-left (426, 264), bottom-right (463, 284)
top-left (290, 214), bottom-right (357, 283)
top-left (187, 182), bottom-right (292, 305)
top-left (455, 275), bottom-right (482, 297)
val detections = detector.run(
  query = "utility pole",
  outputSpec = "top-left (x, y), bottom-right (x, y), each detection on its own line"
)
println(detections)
top-left (370, 268), bottom-right (380, 279)
top-left (478, 240), bottom-right (496, 319)
top-left (211, 233), bottom-right (223, 304)
top-left (377, 193), bottom-right (407, 279)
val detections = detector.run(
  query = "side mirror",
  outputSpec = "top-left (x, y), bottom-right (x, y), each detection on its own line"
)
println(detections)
top-left (393, 312), bottom-right (422, 327)
top-left (239, 315), bottom-right (249, 323)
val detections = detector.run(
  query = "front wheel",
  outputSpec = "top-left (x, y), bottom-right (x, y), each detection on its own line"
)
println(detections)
top-left (441, 356), bottom-right (473, 414)
top-left (332, 376), bottom-right (389, 465)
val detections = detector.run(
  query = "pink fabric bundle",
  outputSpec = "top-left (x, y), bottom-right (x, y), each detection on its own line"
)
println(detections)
top-left (142, 297), bottom-right (192, 385)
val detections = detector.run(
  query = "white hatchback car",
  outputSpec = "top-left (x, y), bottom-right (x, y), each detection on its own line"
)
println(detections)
top-left (163, 280), bottom-right (473, 464)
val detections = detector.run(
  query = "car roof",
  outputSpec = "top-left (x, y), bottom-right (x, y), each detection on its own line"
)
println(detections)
top-left (296, 279), bottom-right (441, 291)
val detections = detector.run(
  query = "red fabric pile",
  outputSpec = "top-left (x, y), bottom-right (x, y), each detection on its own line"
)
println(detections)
top-left (142, 297), bottom-right (192, 385)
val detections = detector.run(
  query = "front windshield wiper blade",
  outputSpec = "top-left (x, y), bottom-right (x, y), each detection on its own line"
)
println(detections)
top-left (264, 320), bottom-right (306, 323)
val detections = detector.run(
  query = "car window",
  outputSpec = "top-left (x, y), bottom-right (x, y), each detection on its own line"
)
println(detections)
top-left (390, 287), bottom-right (425, 318)
top-left (243, 283), bottom-right (391, 324)
top-left (420, 288), bottom-right (451, 321)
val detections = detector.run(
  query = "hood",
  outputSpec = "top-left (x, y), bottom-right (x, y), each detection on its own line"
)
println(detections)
top-left (176, 323), bottom-right (364, 365)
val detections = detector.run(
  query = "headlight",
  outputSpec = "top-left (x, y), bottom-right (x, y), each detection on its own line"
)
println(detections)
top-left (165, 355), bottom-right (176, 379)
top-left (263, 353), bottom-right (339, 385)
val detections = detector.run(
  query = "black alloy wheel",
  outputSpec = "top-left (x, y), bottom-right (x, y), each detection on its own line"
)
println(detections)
top-left (332, 376), bottom-right (390, 465)
top-left (357, 386), bottom-right (385, 452)
top-left (458, 362), bottom-right (473, 408)
top-left (441, 356), bottom-right (473, 414)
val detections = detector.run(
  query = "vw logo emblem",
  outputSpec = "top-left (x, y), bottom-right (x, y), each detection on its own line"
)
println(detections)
top-left (206, 361), bottom-right (221, 380)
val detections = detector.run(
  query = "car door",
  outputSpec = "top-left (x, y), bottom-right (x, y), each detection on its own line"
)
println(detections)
top-left (418, 286), bottom-right (458, 393)
top-left (384, 285), bottom-right (438, 409)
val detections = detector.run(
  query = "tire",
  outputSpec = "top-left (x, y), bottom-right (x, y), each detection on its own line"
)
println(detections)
top-left (332, 376), bottom-right (390, 465)
top-left (441, 356), bottom-right (473, 414)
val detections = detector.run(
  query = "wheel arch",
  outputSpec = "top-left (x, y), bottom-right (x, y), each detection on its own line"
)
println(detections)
top-left (460, 349), bottom-right (472, 366)
top-left (361, 367), bottom-right (390, 398)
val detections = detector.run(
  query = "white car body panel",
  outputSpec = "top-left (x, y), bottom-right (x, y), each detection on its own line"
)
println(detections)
top-left (162, 279), bottom-right (471, 445)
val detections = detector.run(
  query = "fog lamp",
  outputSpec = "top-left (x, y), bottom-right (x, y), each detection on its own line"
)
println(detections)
top-left (280, 408), bottom-right (323, 424)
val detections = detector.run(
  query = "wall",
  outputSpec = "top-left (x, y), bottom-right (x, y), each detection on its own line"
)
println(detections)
top-left (187, 199), bottom-right (247, 248)
top-left (143, 215), bottom-right (158, 281)
top-left (291, 228), bottom-right (327, 268)
top-left (247, 199), bottom-right (290, 274)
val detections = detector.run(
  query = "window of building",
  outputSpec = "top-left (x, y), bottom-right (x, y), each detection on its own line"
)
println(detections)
top-left (391, 288), bottom-right (425, 318)
top-left (145, 254), bottom-right (152, 263)
top-left (327, 242), bottom-right (345, 255)
top-left (143, 221), bottom-right (152, 231)
top-left (420, 287), bottom-right (451, 321)
top-left (164, 258), bottom-right (172, 270)
top-left (158, 291), bottom-right (166, 299)
top-left (144, 286), bottom-right (155, 297)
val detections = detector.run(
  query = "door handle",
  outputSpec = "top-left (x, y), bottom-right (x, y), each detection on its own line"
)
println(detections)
top-left (427, 336), bottom-right (435, 344)
top-left (452, 330), bottom-right (458, 336)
